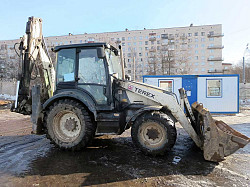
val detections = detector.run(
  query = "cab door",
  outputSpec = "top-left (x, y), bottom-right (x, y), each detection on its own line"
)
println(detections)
top-left (77, 48), bottom-right (111, 108)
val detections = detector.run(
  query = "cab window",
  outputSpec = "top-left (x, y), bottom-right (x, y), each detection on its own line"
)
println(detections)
top-left (56, 48), bottom-right (76, 83)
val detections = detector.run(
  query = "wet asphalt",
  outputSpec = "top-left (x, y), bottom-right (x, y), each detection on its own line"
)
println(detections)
top-left (0, 111), bottom-right (249, 186)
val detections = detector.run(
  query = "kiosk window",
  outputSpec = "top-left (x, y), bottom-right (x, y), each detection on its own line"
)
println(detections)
top-left (207, 79), bottom-right (222, 97)
top-left (159, 80), bottom-right (173, 92)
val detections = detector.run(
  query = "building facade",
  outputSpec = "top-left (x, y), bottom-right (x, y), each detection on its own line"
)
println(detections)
top-left (0, 24), bottom-right (224, 82)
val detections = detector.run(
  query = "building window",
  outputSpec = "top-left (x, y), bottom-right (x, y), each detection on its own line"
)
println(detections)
top-left (151, 41), bottom-right (154, 45)
top-left (195, 62), bottom-right (199, 66)
top-left (207, 79), bottom-right (222, 97)
top-left (188, 33), bottom-right (192, 37)
top-left (195, 68), bottom-right (198, 71)
top-left (195, 56), bottom-right (198, 60)
top-left (139, 52), bottom-right (142, 56)
top-left (201, 44), bottom-right (205, 48)
top-left (128, 42), bottom-right (131, 46)
top-left (210, 61), bottom-right (214, 65)
top-left (134, 42), bottom-right (136, 46)
top-left (201, 68), bottom-right (205, 72)
top-left (157, 40), bottom-right (160, 44)
top-left (201, 56), bottom-right (205, 60)
top-left (194, 32), bottom-right (198, 36)
top-left (188, 39), bottom-right (192, 43)
top-left (134, 36), bottom-right (136, 40)
top-left (188, 44), bottom-right (192, 48)
top-left (210, 49), bottom-right (214, 53)
top-left (139, 36), bottom-right (143, 40)
top-left (80, 40), bottom-right (82, 43)
top-left (201, 38), bottom-right (205, 42)
top-left (201, 61), bottom-right (205, 65)
top-left (209, 38), bottom-right (214, 41)
top-left (159, 80), bottom-right (173, 92)
top-left (195, 38), bottom-right (198, 42)
top-left (128, 70), bottom-right (131, 73)
top-left (122, 37), bottom-right (125, 41)
top-left (139, 41), bottom-right (142, 45)
top-left (145, 47), bottom-right (149, 50)
top-left (128, 37), bottom-right (131, 40)
top-left (201, 50), bottom-right (205, 54)
top-left (201, 32), bottom-right (205, 36)
top-left (195, 44), bottom-right (198, 48)
top-left (209, 68), bottom-right (214, 72)
top-left (128, 53), bottom-right (131, 57)
top-left (145, 41), bottom-right (148, 45)
top-left (195, 50), bottom-right (198, 54)
top-left (122, 43), bottom-right (125, 46)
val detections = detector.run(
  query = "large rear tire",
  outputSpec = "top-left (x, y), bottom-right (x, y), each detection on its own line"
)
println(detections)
top-left (131, 111), bottom-right (177, 155)
top-left (45, 99), bottom-right (96, 150)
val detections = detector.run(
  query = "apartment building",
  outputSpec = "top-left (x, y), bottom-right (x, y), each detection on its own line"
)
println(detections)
top-left (0, 24), bottom-right (223, 82)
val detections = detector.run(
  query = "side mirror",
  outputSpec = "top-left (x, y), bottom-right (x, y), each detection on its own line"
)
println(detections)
top-left (111, 73), bottom-right (119, 79)
top-left (97, 47), bottom-right (105, 58)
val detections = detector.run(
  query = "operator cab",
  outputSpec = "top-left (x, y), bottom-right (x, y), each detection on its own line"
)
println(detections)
top-left (53, 43), bottom-right (123, 110)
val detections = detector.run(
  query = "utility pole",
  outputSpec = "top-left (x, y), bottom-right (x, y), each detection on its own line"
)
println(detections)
top-left (243, 44), bottom-right (249, 84)
top-left (243, 56), bottom-right (245, 84)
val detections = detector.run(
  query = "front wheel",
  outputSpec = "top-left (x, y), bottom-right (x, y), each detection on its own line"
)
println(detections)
top-left (131, 111), bottom-right (177, 155)
top-left (45, 99), bottom-right (96, 150)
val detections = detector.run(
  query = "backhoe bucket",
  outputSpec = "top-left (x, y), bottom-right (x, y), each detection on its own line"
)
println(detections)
top-left (192, 102), bottom-right (250, 162)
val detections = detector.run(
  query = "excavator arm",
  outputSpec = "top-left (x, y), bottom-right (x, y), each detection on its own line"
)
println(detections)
top-left (13, 17), bottom-right (55, 114)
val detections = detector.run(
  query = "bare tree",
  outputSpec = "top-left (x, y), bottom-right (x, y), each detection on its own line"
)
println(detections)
top-left (230, 61), bottom-right (250, 83)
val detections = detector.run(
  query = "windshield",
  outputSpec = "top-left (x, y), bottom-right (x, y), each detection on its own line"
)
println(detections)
top-left (105, 49), bottom-right (123, 79)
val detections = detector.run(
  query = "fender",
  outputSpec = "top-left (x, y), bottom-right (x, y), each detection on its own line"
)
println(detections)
top-left (124, 105), bottom-right (163, 130)
top-left (43, 89), bottom-right (97, 119)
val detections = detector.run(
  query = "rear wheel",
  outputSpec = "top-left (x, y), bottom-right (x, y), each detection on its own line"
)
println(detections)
top-left (45, 99), bottom-right (96, 150)
top-left (131, 111), bottom-right (177, 155)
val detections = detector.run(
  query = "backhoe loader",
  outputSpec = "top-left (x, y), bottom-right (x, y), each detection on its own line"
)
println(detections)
top-left (12, 17), bottom-right (249, 162)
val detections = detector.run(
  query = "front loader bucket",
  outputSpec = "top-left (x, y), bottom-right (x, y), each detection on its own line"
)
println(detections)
top-left (192, 102), bottom-right (250, 162)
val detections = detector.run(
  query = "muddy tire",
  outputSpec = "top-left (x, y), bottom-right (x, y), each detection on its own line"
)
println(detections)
top-left (45, 99), bottom-right (96, 150)
top-left (131, 111), bottom-right (177, 155)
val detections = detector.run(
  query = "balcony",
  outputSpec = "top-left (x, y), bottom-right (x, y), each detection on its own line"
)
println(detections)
top-left (161, 43), bottom-right (169, 46)
top-left (149, 55), bottom-right (156, 58)
top-left (207, 45), bottom-right (224, 49)
top-left (207, 57), bottom-right (224, 61)
top-left (207, 69), bottom-right (224, 73)
top-left (149, 48), bottom-right (156, 52)
top-left (149, 33), bottom-right (156, 36)
top-left (115, 39), bottom-right (121, 44)
top-left (180, 35), bottom-right (187, 39)
top-left (161, 47), bottom-right (168, 51)
top-left (168, 35), bottom-right (174, 40)
top-left (149, 37), bottom-right (156, 41)
top-left (207, 33), bottom-right (224, 37)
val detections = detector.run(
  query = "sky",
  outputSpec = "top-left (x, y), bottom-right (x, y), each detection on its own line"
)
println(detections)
top-left (0, 0), bottom-right (249, 65)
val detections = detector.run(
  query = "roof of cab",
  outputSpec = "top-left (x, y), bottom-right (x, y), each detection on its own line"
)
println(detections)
top-left (53, 42), bottom-right (117, 52)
